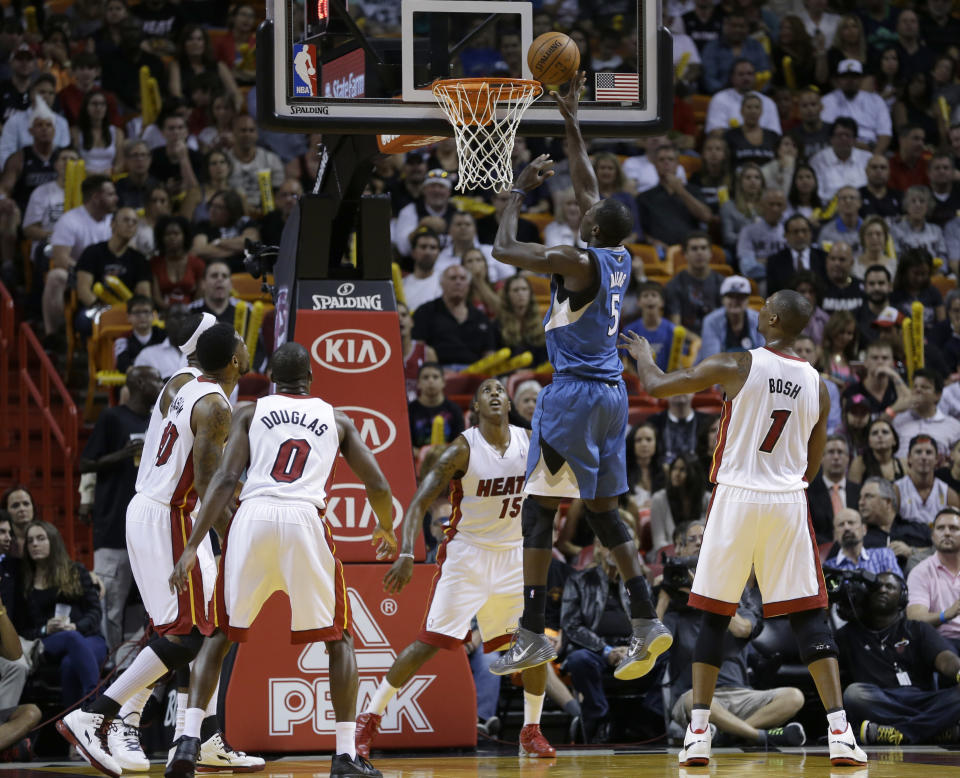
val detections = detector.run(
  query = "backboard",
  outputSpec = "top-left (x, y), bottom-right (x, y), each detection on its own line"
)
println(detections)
top-left (258, 0), bottom-right (673, 139)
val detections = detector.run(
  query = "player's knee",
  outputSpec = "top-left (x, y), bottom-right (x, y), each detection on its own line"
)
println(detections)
top-left (692, 611), bottom-right (731, 668)
top-left (151, 631), bottom-right (204, 671)
top-left (789, 609), bottom-right (838, 665)
top-left (521, 499), bottom-right (554, 549)
top-left (584, 508), bottom-right (632, 549)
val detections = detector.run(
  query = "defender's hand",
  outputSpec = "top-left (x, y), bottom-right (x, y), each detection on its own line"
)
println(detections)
top-left (169, 546), bottom-right (198, 594)
top-left (618, 330), bottom-right (654, 364)
top-left (513, 154), bottom-right (555, 192)
top-left (372, 526), bottom-right (398, 561)
top-left (550, 71), bottom-right (586, 120)
top-left (383, 555), bottom-right (414, 594)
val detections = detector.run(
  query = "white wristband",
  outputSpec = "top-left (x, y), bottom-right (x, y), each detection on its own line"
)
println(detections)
top-left (398, 552), bottom-right (414, 559)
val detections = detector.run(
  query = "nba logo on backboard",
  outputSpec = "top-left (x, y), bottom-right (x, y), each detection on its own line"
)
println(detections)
top-left (292, 44), bottom-right (318, 97)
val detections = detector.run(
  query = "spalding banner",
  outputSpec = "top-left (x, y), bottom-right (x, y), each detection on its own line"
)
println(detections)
top-left (224, 570), bottom-right (477, 750)
top-left (294, 280), bottom-right (422, 562)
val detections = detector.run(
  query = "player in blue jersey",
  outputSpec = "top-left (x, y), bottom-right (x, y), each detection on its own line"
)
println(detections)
top-left (489, 72), bottom-right (671, 680)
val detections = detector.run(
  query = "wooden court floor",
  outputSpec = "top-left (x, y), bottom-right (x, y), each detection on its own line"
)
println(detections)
top-left (12, 746), bottom-right (960, 777)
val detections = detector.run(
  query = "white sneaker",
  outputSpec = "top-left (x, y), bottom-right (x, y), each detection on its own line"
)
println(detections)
top-left (678, 723), bottom-right (712, 766)
top-left (55, 710), bottom-right (122, 778)
top-left (828, 723), bottom-right (868, 766)
top-left (108, 716), bottom-right (151, 771)
top-left (197, 732), bottom-right (265, 772)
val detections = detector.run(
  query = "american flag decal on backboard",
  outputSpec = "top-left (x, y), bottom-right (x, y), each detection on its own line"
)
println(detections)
top-left (595, 72), bottom-right (640, 101)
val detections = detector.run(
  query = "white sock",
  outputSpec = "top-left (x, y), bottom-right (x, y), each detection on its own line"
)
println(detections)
top-left (184, 707), bottom-right (204, 739)
top-left (174, 692), bottom-right (188, 740)
top-left (366, 680), bottom-right (400, 716)
top-left (103, 648), bottom-right (168, 707)
top-left (335, 721), bottom-right (357, 759)
top-left (523, 692), bottom-right (545, 726)
top-left (206, 679), bottom-right (220, 717)
top-left (118, 687), bottom-right (153, 727)
top-left (827, 709), bottom-right (848, 734)
top-left (690, 708), bottom-right (710, 733)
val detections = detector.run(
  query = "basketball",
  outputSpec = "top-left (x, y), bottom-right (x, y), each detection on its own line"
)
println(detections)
top-left (527, 32), bottom-right (580, 85)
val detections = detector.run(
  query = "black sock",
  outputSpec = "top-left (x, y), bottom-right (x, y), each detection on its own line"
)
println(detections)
top-left (625, 576), bottom-right (656, 619)
top-left (200, 715), bottom-right (218, 742)
top-left (176, 665), bottom-right (190, 691)
top-left (563, 698), bottom-right (581, 717)
top-left (86, 695), bottom-right (121, 719)
top-left (520, 585), bottom-right (547, 633)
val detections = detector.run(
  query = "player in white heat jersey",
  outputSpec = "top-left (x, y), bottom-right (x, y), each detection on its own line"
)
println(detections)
top-left (354, 378), bottom-right (556, 760)
top-left (169, 342), bottom-right (396, 778)
top-left (621, 290), bottom-right (867, 769)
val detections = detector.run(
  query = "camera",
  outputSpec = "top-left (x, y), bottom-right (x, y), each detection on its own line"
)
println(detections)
top-left (242, 239), bottom-right (280, 300)
top-left (660, 553), bottom-right (699, 611)
top-left (823, 567), bottom-right (877, 622)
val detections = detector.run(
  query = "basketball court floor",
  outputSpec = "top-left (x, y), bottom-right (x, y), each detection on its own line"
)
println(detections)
top-left (11, 744), bottom-right (960, 777)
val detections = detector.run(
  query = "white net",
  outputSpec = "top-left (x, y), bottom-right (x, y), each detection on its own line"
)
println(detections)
top-left (431, 78), bottom-right (543, 193)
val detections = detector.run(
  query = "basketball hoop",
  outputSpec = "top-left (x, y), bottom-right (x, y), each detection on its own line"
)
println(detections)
top-left (431, 78), bottom-right (542, 193)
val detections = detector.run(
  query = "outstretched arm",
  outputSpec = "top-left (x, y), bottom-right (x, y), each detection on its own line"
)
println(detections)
top-left (619, 331), bottom-right (751, 398)
top-left (337, 411), bottom-right (397, 559)
top-left (383, 436), bottom-right (470, 594)
top-left (552, 71), bottom-right (598, 214)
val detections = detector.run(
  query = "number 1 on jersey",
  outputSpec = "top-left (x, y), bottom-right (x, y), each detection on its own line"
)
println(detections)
top-left (759, 410), bottom-right (792, 453)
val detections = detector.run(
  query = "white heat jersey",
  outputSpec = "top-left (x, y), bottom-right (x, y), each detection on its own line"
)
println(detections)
top-left (135, 367), bottom-right (201, 495)
top-left (238, 394), bottom-right (339, 509)
top-left (448, 425), bottom-right (528, 550)
top-left (137, 377), bottom-right (229, 509)
top-left (711, 347), bottom-right (821, 492)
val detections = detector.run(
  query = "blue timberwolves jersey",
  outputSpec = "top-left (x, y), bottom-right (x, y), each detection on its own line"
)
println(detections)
top-left (543, 246), bottom-right (631, 381)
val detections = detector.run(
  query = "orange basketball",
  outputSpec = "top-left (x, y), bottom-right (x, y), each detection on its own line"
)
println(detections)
top-left (527, 32), bottom-right (580, 85)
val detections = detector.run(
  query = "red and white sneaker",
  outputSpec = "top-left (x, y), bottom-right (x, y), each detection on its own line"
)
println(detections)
top-left (354, 713), bottom-right (382, 760)
top-left (519, 724), bottom-right (556, 758)
top-left (678, 724), bottom-right (711, 767)
top-left (829, 723), bottom-right (868, 766)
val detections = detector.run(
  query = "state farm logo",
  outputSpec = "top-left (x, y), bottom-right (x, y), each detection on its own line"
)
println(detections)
top-left (336, 405), bottom-right (396, 454)
top-left (311, 329), bottom-right (390, 373)
top-left (269, 588), bottom-right (435, 735)
top-left (325, 482), bottom-right (403, 543)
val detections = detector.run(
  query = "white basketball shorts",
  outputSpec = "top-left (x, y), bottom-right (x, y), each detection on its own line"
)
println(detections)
top-left (212, 497), bottom-right (350, 644)
top-left (419, 539), bottom-right (522, 652)
top-left (689, 485), bottom-right (827, 617)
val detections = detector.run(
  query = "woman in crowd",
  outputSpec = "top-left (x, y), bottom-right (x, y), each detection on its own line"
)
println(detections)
top-left (933, 56), bottom-right (960, 114)
top-left (151, 215), bottom-right (204, 310)
top-left (16, 520), bottom-right (106, 707)
top-left (71, 89), bottom-right (124, 175)
top-left (398, 302), bottom-right (437, 403)
top-left (720, 162), bottom-right (764, 251)
top-left (820, 310), bottom-right (859, 389)
top-left (197, 91), bottom-right (238, 154)
top-left (792, 271), bottom-right (830, 343)
top-left (214, 2), bottom-right (258, 85)
top-left (1, 485), bottom-right (36, 558)
top-left (890, 187), bottom-right (947, 263)
top-left (724, 94), bottom-right (780, 170)
top-left (626, 422), bottom-right (665, 511)
top-left (649, 453), bottom-right (708, 559)
top-left (509, 379), bottom-right (541, 429)
top-left (771, 15), bottom-right (828, 90)
top-left (191, 189), bottom-right (260, 271)
top-left (182, 149), bottom-right (248, 223)
top-left (169, 24), bottom-right (242, 112)
top-left (866, 46), bottom-right (903, 109)
top-left (93, 0), bottom-right (129, 60)
top-left (132, 185), bottom-right (171, 256)
top-left (761, 134), bottom-right (798, 196)
top-left (848, 418), bottom-right (906, 484)
top-left (593, 152), bottom-right (641, 242)
top-left (544, 189), bottom-right (586, 248)
top-left (828, 14), bottom-right (867, 75)
top-left (840, 394), bottom-right (872, 457)
top-left (688, 136), bottom-right (731, 215)
top-left (891, 246), bottom-right (946, 327)
top-left (853, 215), bottom-right (896, 279)
top-left (893, 72), bottom-right (941, 148)
top-left (785, 163), bottom-right (823, 223)
top-left (461, 248), bottom-right (501, 316)
top-left (930, 289), bottom-right (960, 373)
top-left (497, 275), bottom-right (547, 366)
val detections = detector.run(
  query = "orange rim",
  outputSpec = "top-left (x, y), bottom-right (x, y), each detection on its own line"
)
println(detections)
top-left (432, 78), bottom-right (542, 127)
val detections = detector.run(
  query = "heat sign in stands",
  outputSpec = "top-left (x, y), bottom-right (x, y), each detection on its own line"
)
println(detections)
top-left (294, 279), bottom-right (422, 562)
top-left (224, 569), bottom-right (478, 750)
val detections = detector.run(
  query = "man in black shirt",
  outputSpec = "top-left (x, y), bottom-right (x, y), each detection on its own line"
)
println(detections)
top-left (788, 88), bottom-right (831, 161)
top-left (0, 44), bottom-right (35, 124)
top-left (859, 476), bottom-right (932, 562)
top-left (114, 140), bottom-right (161, 210)
top-left (837, 571), bottom-right (960, 744)
top-left (820, 242), bottom-right (864, 315)
top-left (259, 178), bottom-right (302, 246)
top-left (682, 0), bottom-right (724, 53)
top-left (406, 362), bottom-right (465, 454)
top-left (859, 155), bottom-right (902, 220)
top-left (637, 144), bottom-right (711, 249)
top-left (665, 231), bottom-right (724, 333)
top-left (101, 17), bottom-right (166, 113)
top-left (132, 0), bottom-right (182, 57)
top-left (928, 152), bottom-right (960, 227)
top-left (115, 295), bottom-right (167, 373)
top-left (80, 365), bottom-right (162, 652)
top-left (149, 110), bottom-right (201, 198)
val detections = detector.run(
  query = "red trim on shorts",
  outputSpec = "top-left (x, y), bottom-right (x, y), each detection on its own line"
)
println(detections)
top-left (158, 504), bottom-right (213, 637)
top-left (709, 401), bottom-right (732, 483)
top-left (321, 512), bottom-right (351, 639)
top-left (483, 634), bottom-right (512, 653)
top-left (292, 625), bottom-right (347, 644)
top-left (418, 537), bottom-right (451, 637)
top-left (443, 480), bottom-right (464, 541)
top-left (687, 592), bottom-right (739, 616)
top-left (764, 347), bottom-right (805, 362)
top-left (417, 629), bottom-right (471, 650)
top-left (761, 493), bottom-right (828, 617)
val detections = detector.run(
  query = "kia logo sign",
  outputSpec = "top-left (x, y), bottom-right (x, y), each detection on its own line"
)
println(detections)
top-left (337, 406), bottom-right (396, 454)
top-left (336, 282), bottom-right (355, 296)
top-left (311, 329), bottom-right (390, 373)
top-left (326, 483), bottom-right (404, 543)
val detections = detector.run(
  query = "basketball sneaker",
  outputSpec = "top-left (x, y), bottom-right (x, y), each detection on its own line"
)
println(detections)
top-left (329, 753), bottom-right (382, 777)
top-left (519, 724), bottom-right (556, 758)
top-left (107, 715), bottom-right (150, 771)
top-left (55, 709), bottom-right (122, 778)
top-left (489, 628), bottom-right (557, 675)
top-left (355, 713), bottom-right (382, 760)
top-left (614, 618), bottom-right (673, 680)
top-left (828, 723), bottom-right (868, 765)
top-left (166, 735), bottom-right (201, 778)
top-left (197, 732), bottom-right (265, 772)
top-left (859, 720), bottom-right (904, 746)
top-left (678, 723), bottom-right (712, 766)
